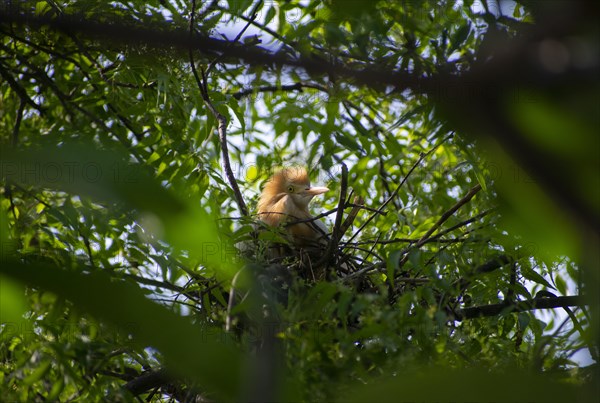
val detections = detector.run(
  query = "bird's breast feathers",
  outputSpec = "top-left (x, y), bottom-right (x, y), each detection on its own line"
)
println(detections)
top-left (258, 194), bottom-right (328, 245)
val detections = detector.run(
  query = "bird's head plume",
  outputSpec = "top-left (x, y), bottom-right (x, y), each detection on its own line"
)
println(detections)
top-left (257, 167), bottom-right (329, 218)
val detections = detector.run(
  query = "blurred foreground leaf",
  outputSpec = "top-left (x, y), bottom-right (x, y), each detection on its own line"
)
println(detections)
top-left (0, 142), bottom-right (238, 278)
top-left (340, 367), bottom-right (595, 402)
top-left (0, 259), bottom-right (241, 399)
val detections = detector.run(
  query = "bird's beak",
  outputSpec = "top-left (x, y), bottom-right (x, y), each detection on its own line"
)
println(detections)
top-left (303, 186), bottom-right (329, 196)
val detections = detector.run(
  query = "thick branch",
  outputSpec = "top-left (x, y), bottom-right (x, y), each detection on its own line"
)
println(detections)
top-left (3, 7), bottom-right (596, 232)
top-left (0, 10), bottom-right (423, 92)
top-left (123, 368), bottom-right (170, 395)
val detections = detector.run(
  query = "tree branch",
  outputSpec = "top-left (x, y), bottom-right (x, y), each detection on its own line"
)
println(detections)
top-left (0, 60), bottom-right (44, 114)
top-left (123, 368), bottom-right (170, 396)
top-left (454, 254), bottom-right (512, 294)
top-left (416, 184), bottom-right (482, 248)
top-left (188, 0), bottom-right (248, 217)
top-left (0, 10), bottom-right (423, 92)
top-left (331, 164), bottom-right (348, 245)
top-left (205, 0), bottom-right (262, 76)
top-left (394, 183), bottom-right (483, 271)
top-left (4, 7), bottom-right (596, 232)
top-left (231, 82), bottom-right (329, 100)
top-left (455, 295), bottom-right (585, 320)
top-left (317, 163), bottom-right (348, 269)
top-left (12, 99), bottom-right (25, 147)
top-left (426, 209), bottom-right (493, 242)
top-left (350, 133), bottom-right (455, 245)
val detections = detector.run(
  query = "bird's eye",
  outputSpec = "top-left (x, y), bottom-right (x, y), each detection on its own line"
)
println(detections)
top-left (287, 186), bottom-right (294, 192)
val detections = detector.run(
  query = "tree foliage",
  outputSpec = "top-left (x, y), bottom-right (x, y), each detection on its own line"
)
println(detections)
top-left (0, 0), bottom-right (598, 401)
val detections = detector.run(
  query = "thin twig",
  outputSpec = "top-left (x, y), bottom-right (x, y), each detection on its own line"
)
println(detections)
top-left (343, 99), bottom-right (383, 131)
top-left (231, 82), bottom-right (328, 100)
top-left (343, 243), bottom-right (384, 262)
top-left (455, 295), bottom-right (585, 320)
top-left (339, 263), bottom-right (381, 282)
top-left (339, 196), bottom-right (365, 239)
top-left (0, 60), bottom-right (44, 114)
top-left (206, 0), bottom-right (263, 76)
top-left (12, 99), bottom-right (25, 146)
top-left (415, 184), bottom-right (482, 248)
top-left (81, 232), bottom-right (96, 269)
top-left (213, 2), bottom-right (290, 48)
top-left (0, 42), bottom-right (144, 163)
top-left (395, 183), bottom-right (483, 269)
top-left (121, 273), bottom-right (186, 294)
top-left (344, 236), bottom-right (473, 247)
top-left (347, 133), bottom-right (453, 244)
top-left (345, 209), bottom-right (492, 248)
top-left (6, 186), bottom-right (18, 221)
top-left (225, 268), bottom-right (245, 332)
top-left (320, 163), bottom-right (348, 266)
top-left (68, 38), bottom-right (146, 141)
top-left (331, 164), bottom-right (348, 245)
top-left (346, 202), bottom-right (385, 215)
top-left (427, 209), bottom-right (493, 240)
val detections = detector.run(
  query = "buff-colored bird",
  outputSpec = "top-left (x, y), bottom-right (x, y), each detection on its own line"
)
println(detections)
top-left (257, 167), bottom-right (329, 248)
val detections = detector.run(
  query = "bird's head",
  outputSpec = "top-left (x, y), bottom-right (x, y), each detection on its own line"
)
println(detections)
top-left (258, 167), bottom-right (329, 214)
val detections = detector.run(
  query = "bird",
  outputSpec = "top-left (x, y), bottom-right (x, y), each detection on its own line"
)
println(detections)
top-left (227, 168), bottom-right (331, 330)
top-left (257, 166), bottom-right (330, 249)
top-left (255, 166), bottom-right (363, 283)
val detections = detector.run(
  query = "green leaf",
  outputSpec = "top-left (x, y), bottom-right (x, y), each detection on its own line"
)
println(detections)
top-left (521, 266), bottom-right (554, 290)
top-left (517, 312), bottom-right (530, 330)
top-left (386, 250), bottom-right (402, 287)
top-left (47, 375), bottom-right (65, 400)
top-left (554, 274), bottom-right (567, 295)
top-left (404, 249), bottom-right (421, 270)
top-left (23, 360), bottom-right (51, 385)
top-left (227, 103), bottom-right (246, 133)
top-left (35, 1), bottom-right (52, 16)
top-left (264, 6), bottom-right (276, 25)
top-left (0, 275), bottom-right (28, 324)
top-left (449, 23), bottom-right (471, 53)
top-left (335, 132), bottom-right (361, 152)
